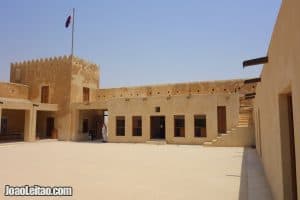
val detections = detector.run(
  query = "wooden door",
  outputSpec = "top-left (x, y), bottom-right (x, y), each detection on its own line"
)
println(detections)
top-left (288, 94), bottom-right (297, 200)
top-left (150, 116), bottom-right (165, 139)
top-left (1, 118), bottom-right (8, 134)
top-left (46, 117), bottom-right (54, 137)
top-left (217, 106), bottom-right (227, 133)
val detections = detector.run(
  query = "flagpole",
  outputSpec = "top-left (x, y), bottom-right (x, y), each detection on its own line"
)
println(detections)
top-left (71, 8), bottom-right (75, 57)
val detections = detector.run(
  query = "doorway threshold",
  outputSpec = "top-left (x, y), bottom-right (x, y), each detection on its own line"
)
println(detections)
top-left (146, 140), bottom-right (166, 145)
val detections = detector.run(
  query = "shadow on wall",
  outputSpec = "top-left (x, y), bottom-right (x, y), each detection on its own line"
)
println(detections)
top-left (238, 148), bottom-right (273, 200)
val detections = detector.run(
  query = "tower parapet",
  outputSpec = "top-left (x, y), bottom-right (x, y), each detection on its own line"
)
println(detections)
top-left (72, 56), bottom-right (98, 71)
top-left (11, 55), bottom-right (72, 68)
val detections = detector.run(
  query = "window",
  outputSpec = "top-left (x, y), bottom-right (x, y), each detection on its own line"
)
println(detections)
top-left (155, 107), bottom-right (160, 112)
top-left (194, 115), bottom-right (206, 137)
top-left (116, 116), bottom-right (125, 136)
top-left (15, 68), bottom-right (21, 82)
top-left (132, 116), bottom-right (142, 136)
top-left (82, 119), bottom-right (89, 133)
top-left (41, 86), bottom-right (49, 103)
top-left (174, 115), bottom-right (185, 137)
top-left (83, 87), bottom-right (90, 102)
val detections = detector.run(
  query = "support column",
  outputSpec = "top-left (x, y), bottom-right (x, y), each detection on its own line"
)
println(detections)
top-left (24, 108), bottom-right (37, 142)
top-left (0, 107), bottom-right (2, 134)
top-left (70, 108), bottom-right (79, 141)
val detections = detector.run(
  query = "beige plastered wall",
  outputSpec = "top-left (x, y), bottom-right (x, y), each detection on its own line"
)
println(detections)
top-left (72, 93), bottom-right (240, 144)
top-left (254, 0), bottom-right (300, 199)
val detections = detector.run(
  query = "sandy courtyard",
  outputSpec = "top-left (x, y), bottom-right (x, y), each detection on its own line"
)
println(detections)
top-left (0, 141), bottom-right (272, 200)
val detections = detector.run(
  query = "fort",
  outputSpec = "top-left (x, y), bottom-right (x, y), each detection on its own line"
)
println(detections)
top-left (1, 55), bottom-right (256, 145)
top-left (0, 0), bottom-right (300, 199)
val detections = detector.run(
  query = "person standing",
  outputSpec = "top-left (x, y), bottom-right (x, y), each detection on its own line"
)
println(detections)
top-left (102, 123), bottom-right (108, 142)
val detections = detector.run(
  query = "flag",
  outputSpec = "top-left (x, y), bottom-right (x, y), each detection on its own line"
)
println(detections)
top-left (65, 15), bottom-right (72, 28)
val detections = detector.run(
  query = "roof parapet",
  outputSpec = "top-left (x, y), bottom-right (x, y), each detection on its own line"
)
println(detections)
top-left (11, 55), bottom-right (73, 67)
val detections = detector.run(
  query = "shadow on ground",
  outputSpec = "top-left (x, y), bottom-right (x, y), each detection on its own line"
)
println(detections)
top-left (239, 148), bottom-right (273, 200)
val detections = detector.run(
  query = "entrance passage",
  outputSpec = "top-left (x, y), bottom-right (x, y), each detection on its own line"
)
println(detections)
top-left (46, 117), bottom-right (55, 138)
top-left (217, 106), bottom-right (227, 133)
top-left (78, 109), bottom-right (109, 140)
top-left (0, 109), bottom-right (25, 142)
top-left (150, 116), bottom-right (165, 139)
top-left (279, 93), bottom-right (297, 200)
top-left (36, 111), bottom-right (56, 139)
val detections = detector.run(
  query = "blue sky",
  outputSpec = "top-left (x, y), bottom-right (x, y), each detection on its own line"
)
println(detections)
top-left (0, 0), bottom-right (281, 88)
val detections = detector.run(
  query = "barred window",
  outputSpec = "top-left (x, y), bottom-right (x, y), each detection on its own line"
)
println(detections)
top-left (116, 116), bottom-right (125, 136)
top-left (194, 115), bottom-right (207, 137)
top-left (132, 116), bottom-right (142, 136)
top-left (174, 115), bottom-right (185, 137)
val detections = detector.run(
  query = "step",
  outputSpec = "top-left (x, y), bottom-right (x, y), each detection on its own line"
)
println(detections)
top-left (203, 142), bottom-right (213, 146)
top-left (146, 140), bottom-right (167, 145)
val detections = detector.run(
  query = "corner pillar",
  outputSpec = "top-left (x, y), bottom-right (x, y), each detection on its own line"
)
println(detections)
top-left (24, 108), bottom-right (37, 142)
top-left (0, 107), bottom-right (2, 133)
top-left (70, 109), bottom-right (79, 141)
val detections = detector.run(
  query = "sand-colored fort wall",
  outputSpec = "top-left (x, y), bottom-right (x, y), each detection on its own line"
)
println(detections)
top-left (0, 82), bottom-right (29, 99)
top-left (105, 94), bottom-right (240, 144)
top-left (95, 79), bottom-right (256, 101)
top-left (254, 0), bottom-right (300, 199)
top-left (73, 79), bottom-right (256, 144)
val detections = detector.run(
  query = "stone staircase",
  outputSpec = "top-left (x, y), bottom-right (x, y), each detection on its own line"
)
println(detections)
top-left (203, 99), bottom-right (255, 147)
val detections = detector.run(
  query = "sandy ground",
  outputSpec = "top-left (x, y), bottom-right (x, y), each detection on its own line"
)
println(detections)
top-left (0, 141), bottom-right (272, 200)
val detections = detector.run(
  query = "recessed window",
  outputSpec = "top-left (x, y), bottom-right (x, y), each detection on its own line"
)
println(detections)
top-left (132, 116), bottom-right (142, 136)
top-left (194, 115), bottom-right (207, 137)
top-left (82, 119), bottom-right (89, 133)
top-left (15, 68), bottom-right (21, 82)
top-left (155, 107), bottom-right (160, 113)
top-left (116, 116), bottom-right (125, 136)
top-left (174, 115), bottom-right (185, 137)
top-left (83, 87), bottom-right (90, 102)
top-left (41, 86), bottom-right (49, 103)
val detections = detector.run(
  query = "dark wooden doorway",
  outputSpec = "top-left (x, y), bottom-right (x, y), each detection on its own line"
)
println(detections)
top-left (279, 93), bottom-right (298, 200)
top-left (217, 106), bottom-right (227, 133)
top-left (288, 94), bottom-right (297, 200)
top-left (46, 117), bottom-right (54, 138)
top-left (1, 118), bottom-right (8, 134)
top-left (150, 116), bottom-right (165, 139)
